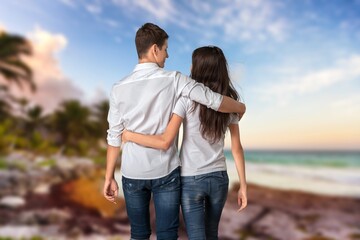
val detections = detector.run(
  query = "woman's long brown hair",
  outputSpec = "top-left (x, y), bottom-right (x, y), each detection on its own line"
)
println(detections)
top-left (191, 46), bottom-right (239, 143)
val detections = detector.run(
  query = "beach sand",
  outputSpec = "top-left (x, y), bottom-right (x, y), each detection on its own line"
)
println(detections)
top-left (116, 162), bottom-right (360, 239)
top-left (1, 158), bottom-right (360, 240)
top-left (1, 179), bottom-right (359, 240)
top-left (218, 182), bottom-right (360, 240)
top-left (227, 162), bottom-right (360, 198)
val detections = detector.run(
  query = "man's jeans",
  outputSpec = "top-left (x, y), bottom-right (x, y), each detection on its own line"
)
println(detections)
top-left (122, 167), bottom-right (181, 240)
top-left (181, 171), bottom-right (229, 240)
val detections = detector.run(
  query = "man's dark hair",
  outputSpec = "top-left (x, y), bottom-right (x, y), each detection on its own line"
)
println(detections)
top-left (135, 23), bottom-right (169, 59)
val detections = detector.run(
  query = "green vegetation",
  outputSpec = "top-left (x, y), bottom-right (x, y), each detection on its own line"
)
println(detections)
top-left (0, 31), bottom-right (35, 91)
top-left (29, 236), bottom-right (44, 240)
top-left (0, 31), bottom-right (110, 161)
top-left (0, 98), bottom-right (110, 159)
top-left (37, 158), bottom-right (56, 168)
top-left (92, 151), bottom-right (108, 166)
top-left (0, 237), bottom-right (44, 240)
top-left (0, 158), bottom-right (7, 169)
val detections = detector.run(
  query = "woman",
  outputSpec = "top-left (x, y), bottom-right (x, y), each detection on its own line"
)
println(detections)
top-left (122, 46), bottom-right (247, 239)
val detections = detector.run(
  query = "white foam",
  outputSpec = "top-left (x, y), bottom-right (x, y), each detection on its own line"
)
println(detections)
top-left (227, 161), bottom-right (360, 197)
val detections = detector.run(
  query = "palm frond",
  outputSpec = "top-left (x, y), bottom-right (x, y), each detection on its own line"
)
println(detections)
top-left (0, 32), bottom-right (35, 92)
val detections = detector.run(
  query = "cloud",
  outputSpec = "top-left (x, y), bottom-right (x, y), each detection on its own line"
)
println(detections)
top-left (103, 19), bottom-right (119, 28)
top-left (7, 27), bottom-right (84, 114)
top-left (112, 0), bottom-right (176, 21)
top-left (257, 54), bottom-right (360, 100)
top-left (86, 4), bottom-right (102, 14)
top-left (59, 0), bottom-right (77, 8)
top-left (26, 27), bottom-right (68, 84)
top-left (229, 63), bottom-right (246, 101)
top-left (111, 0), bottom-right (287, 42)
top-left (87, 87), bottom-right (108, 105)
top-left (207, 1), bottom-right (287, 42)
top-left (82, 2), bottom-right (119, 28)
top-left (332, 94), bottom-right (360, 116)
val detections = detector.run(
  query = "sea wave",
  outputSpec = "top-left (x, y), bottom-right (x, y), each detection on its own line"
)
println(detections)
top-left (224, 150), bottom-right (360, 168)
top-left (226, 161), bottom-right (360, 197)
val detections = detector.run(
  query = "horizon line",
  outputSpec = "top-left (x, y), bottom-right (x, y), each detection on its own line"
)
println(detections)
top-left (223, 148), bottom-right (360, 152)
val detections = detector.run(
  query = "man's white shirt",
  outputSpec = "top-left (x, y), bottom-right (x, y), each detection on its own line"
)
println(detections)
top-left (107, 63), bottom-right (223, 179)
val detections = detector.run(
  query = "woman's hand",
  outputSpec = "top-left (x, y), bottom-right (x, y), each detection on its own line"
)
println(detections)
top-left (122, 129), bottom-right (130, 143)
top-left (237, 185), bottom-right (247, 212)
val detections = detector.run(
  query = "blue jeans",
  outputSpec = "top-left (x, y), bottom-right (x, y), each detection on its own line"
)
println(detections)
top-left (122, 167), bottom-right (181, 240)
top-left (181, 171), bottom-right (229, 240)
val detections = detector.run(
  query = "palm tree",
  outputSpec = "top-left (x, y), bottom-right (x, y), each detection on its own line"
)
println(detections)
top-left (0, 99), bottom-right (11, 122)
top-left (0, 85), bottom-right (11, 121)
top-left (93, 100), bottom-right (109, 141)
top-left (0, 31), bottom-right (35, 91)
top-left (16, 97), bottom-right (29, 117)
top-left (50, 100), bottom-right (97, 155)
top-left (26, 105), bottom-right (43, 124)
top-left (25, 105), bottom-right (44, 131)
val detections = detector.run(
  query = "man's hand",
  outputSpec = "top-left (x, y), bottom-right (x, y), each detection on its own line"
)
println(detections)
top-left (103, 178), bottom-right (119, 204)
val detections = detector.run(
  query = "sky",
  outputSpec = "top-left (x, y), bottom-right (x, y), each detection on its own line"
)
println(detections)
top-left (0, 0), bottom-right (360, 150)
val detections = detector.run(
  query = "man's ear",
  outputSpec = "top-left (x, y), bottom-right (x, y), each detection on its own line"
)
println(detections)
top-left (151, 44), bottom-right (157, 55)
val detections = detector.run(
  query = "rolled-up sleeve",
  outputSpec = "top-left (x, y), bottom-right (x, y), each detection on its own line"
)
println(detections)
top-left (106, 86), bottom-right (124, 147)
top-left (229, 113), bottom-right (240, 124)
top-left (175, 72), bottom-right (223, 111)
top-left (187, 84), bottom-right (223, 111)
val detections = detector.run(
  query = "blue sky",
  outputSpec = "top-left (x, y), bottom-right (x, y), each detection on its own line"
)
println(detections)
top-left (1, 0), bottom-right (360, 150)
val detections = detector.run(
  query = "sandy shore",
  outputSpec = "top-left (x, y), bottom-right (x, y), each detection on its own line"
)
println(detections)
top-left (219, 183), bottom-right (360, 240)
top-left (115, 161), bottom-right (360, 198)
top-left (1, 154), bottom-right (359, 239)
top-left (227, 162), bottom-right (360, 198)
top-left (2, 180), bottom-right (359, 240)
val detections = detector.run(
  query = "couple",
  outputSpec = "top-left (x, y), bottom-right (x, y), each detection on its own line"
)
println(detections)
top-left (104, 22), bottom-right (247, 240)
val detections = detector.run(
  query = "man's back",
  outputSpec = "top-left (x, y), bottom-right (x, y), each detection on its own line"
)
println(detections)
top-left (108, 63), bottom-right (181, 179)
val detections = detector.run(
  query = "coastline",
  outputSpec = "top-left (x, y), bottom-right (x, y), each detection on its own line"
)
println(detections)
top-left (115, 160), bottom-right (360, 198)
top-left (226, 161), bottom-right (360, 198)
top-left (1, 153), bottom-right (360, 239)
top-left (219, 182), bottom-right (360, 240)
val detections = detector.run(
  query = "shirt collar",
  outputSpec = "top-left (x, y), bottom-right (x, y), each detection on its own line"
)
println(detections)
top-left (133, 62), bottom-right (159, 72)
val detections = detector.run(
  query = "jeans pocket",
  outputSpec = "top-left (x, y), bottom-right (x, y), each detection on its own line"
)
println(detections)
top-left (214, 172), bottom-right (229, 191)
top-left (159, 174), bottom-right (180, 191)
top-left (122, 177), bottom-right (141, 194)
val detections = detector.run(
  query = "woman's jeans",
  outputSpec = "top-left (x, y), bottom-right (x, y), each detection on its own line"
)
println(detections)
top-left (122, 167), bottom-right (181, 240)
top-left (181, 171), bottom-right (229, 240)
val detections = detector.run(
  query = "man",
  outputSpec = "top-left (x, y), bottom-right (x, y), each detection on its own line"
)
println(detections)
top-left (103, 23), bottom-right (246, 240)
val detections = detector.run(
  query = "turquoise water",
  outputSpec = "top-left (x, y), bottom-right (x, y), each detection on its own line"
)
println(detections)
top-left (224, 150), bottom-right (360, 168)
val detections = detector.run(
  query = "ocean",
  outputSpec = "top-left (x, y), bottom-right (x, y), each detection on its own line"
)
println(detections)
top-left (115, 150), bottom-right (360, 197)
top-left (224, 150), bottom-right (360, 168)
top-left (223, 150), bottom-right (360, 197)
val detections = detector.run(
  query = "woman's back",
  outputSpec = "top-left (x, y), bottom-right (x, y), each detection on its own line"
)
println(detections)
top-left (175, 97), bottom-right (238, 176)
